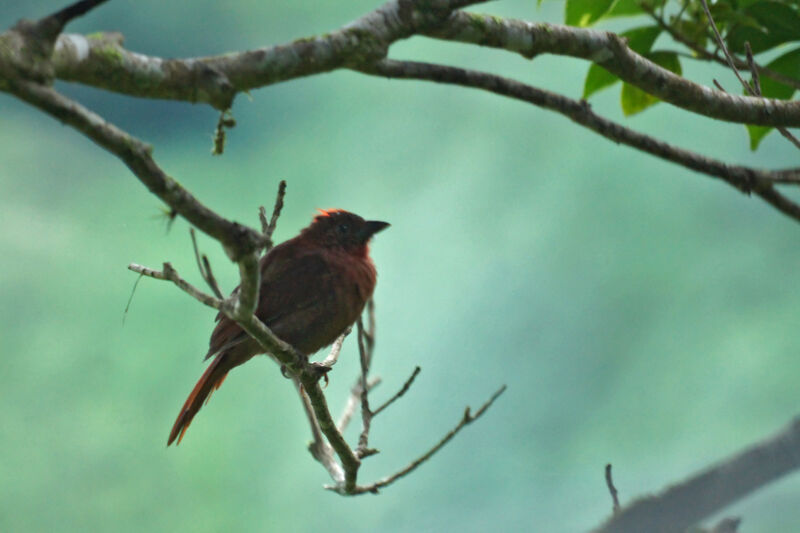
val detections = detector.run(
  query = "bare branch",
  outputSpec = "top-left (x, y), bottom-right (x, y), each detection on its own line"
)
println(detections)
top-left (48, 0), bottom-right (110, 28)
top-left (422, 11), bottom-right (800, 128)
top-left (337, 385), bottom-right (507, 495)
top-left (320, 328), bottom-right (351, 368)
top-left (128, 262), bottom-right (223, 311)
top-left (337, 376), bottom-right (381, 434)
top-left (356, 317), bottom-right (375, 458)
top-left (360, 59), bottom-right (800, 224)
top-left (302, 379), bottom-right (362, 493)
top-left (4, 80), bottom-right (265, 260)
top-left (259, 180), bottom-right (287, 252)
top-left (294, 378), bottom-right (344, 483)
top-left (41, 5), bottom-right (800, 128)
top-left (189, 228), bottom-right (224, 299)
top-left (47, 0), bottom-right (478, 110)
top-left (698, 0), bottom-right (749, 91)
top-left (594, 417), bottom-right (800, 533)
top-left (744, 42), bottom-right (761, 98)
top-left (372, 366), bottom-right (421, 417)
top-left (211, 109), bottom-right (235, 155)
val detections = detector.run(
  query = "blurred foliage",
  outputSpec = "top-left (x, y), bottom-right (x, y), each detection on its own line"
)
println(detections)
top-left (3, 1), bottom-right (800, 532)
top-left (567, 0), bottom-right (800, 149)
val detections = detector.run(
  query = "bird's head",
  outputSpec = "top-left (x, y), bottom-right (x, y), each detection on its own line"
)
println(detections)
top-left (302, 209), bottom-right (389, 254)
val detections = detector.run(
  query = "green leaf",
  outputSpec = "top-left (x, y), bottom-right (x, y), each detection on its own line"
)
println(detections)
top-left (583, 65), bottom-right (618, 98)
top-left (565, 0), bottom-right (615, 26)
top-left (624, 25), bottom-right (662, 54)
top-left (746, 125), bottom-right (772, 150)
top-left (760, 48), bottom-right (800, 98)
top-left (726, 1), bottom-right (800, 54)
top-left (621, 52), bottom-right (682, 116)
top-left (744, 48), bottom-right (800, 150)
top-left (582, 26), bottom-right (662, 99)
top-left (605, 0), bottom-right (650, 18)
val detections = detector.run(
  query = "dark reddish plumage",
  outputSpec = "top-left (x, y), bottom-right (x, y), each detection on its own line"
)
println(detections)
top-left (168, 209), bottom-right (388, 445)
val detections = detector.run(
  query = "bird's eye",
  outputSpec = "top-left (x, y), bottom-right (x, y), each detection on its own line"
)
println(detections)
top-left (337, 223), bottom-right (349, 234)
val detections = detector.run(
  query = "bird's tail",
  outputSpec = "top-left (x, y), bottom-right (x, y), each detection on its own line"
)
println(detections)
top-left (167, 354), bottom-right (231, 446)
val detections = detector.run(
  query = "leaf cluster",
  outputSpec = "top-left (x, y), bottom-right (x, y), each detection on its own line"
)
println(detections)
top-left (554, 0), bottom-right (800, 149)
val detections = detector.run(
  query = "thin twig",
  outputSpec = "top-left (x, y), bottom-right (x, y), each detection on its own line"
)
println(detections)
top-left (259, 180), bottom-right (287, 252)
top-left (337, 385), bottom-right (507, 495)
top-left (49, 0), bottom-right (109, 28)
top-left (337, 376), bottom-right (382, 434)
top-left (744, 42), bottom-right (761, 97)
top-left (294, 378), bottom-right (344, 483)
top-left (606, 463), bottom-right (621, 515)
top-left (320, 328), bottom-right (351, 368)
top-left (189, 228), bottom-right (224, 299)
top-left (372, 366), bottom-right (422, 417)
top-left (122, 272), bottom-right (144, 324)
top-left (699, 0), bottom-right (800, 150)
top-left (356, 317), bottom-right (374, 458)
top-left (700, 0), bottom-right (749, 90)
top-left (359, 60), bottom-right (800, 223)
top-left (128, 262), bottom-right (223, 311)
top-left (642, 3), bottom-right (800, 92)
top-left (5, 81), bottom-right (266, 259)
top-left (211, 109), bottom-right (235, 155)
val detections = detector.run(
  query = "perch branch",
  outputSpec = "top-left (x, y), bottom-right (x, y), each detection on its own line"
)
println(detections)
top-left (1, 0), bottom-right (507, 498)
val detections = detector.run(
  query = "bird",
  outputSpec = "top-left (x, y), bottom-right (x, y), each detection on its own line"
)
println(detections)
top-left (167, 209), bottom-right (389, 446)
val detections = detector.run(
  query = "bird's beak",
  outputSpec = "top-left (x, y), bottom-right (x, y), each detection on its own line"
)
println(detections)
top-left (360, 220), bottom-right (390, 242)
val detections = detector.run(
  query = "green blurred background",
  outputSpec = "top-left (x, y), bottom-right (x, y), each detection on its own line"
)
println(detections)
top-left (2, 1), bottom-right (800, 531)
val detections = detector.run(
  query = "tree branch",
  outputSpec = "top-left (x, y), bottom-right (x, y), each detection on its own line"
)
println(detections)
top-left (593, 417), bottom-right (800, 533)
top-left (698, 0), bottom-right (800, 151)
top-left (642, 3), bottom-right (800, 92)
top-left (334, 384), bottom-right (507, 495)
top-left (38, 4), bottom-right (800, 128)
top-left (422, 11), bottom-right (800, 128)
top-left (372, 366), bottom-right (421, 417)
top-left (3, 80), bottom-right (265, 261)
top-left (128, 262), bottom-right (223, 311)
top-left (189, 228), bottom-right (224, 299)
top-left (359, 59), bottom-right (800, 225)
top-left (259, 180), bottom-right (287, 252)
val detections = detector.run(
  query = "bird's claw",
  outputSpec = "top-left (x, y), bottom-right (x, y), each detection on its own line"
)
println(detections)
top-left (307, 361), bottom-right (333, 383)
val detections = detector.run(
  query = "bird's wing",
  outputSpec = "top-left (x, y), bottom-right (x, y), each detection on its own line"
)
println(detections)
top-left (206, 247), bottom-right (334, 358)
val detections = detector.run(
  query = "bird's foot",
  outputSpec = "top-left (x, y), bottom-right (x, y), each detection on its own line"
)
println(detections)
top-left (307, 361), bottom-right (333, 383)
